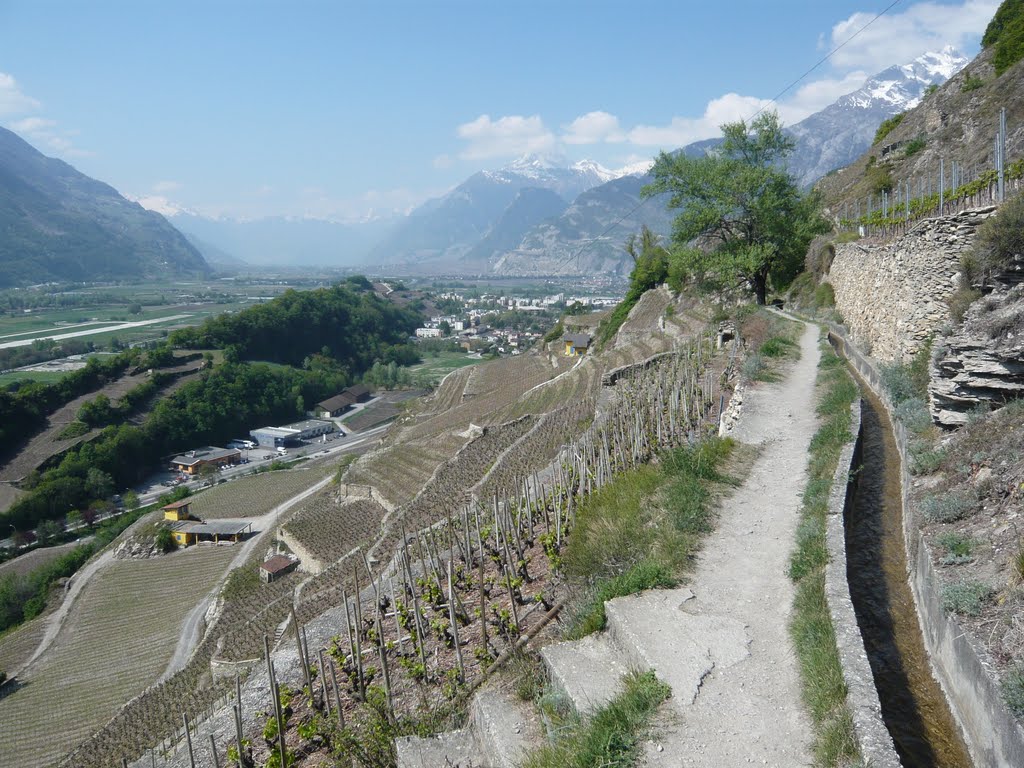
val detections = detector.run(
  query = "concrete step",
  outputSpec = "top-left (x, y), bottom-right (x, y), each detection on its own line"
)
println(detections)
top-left (395, 728), bottom-right (483, 768)
top-left (395, 682), bottom-right (542, 768)
top-left (604, 588), bottom-right (750, 708)
top-left (470, 687), bottom-right (543, 768)
top-left (539, 630), bottom-right (639, 714)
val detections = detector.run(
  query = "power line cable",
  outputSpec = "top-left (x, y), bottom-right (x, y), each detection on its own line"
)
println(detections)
top-left (561, 0), bottom-right (906, 268)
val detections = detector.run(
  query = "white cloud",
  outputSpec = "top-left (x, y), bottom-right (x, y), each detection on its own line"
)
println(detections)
top-left (456, 114), bottom-right (555, 160)
top-left (0, 72), bottom-right (40, 115)
top-left (562, 111), bottom-right (625, 145)
top-left (153, 180), bottom-right (181, 193)
top-left (627, 93), bottom-right (772, 148)
top-left (9, 116), bottom-right (56, 133)
top-left (826, 0), bottom-right (998, 72)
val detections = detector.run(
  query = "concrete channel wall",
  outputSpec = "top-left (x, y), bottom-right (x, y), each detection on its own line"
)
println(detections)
top-left (824, 402), bottom-right (902, 767)
top-left (830, 325), bottom-right (1024, 768)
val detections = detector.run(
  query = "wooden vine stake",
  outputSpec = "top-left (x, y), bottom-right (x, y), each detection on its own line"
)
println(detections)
top-left (448, 559), bottom-right (464, 681)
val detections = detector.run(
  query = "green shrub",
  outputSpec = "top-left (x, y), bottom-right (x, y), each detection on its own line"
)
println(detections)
top-left (742, 353), bottom-right (764, 380)
top-left (155, 527), bottom-right (177, 554)
top-left (962, 73), bottom-right (985, 92)
top-left (937, 536), bottom-right (974, 561)
top-left (894, 398), bottom-right (932, 435)
top-left (874, 112), bottom-right (906, 145)
top-left (947, 287), bottom-right (982, 322)
top-left (813, 283), bottom-right (835, 308)
top-left (879, 362), bottom-right (917, 405)
top-left (920, 490), bottom-right (975, 523)
top-left (904, 137), bottom-right (927, 156)
top-left (972, 193), bottom-right (1024, 279)
top-left (909, 440), bottom-right (945, 475)
top-left (866, 164), bottom-right (895, 194)
top-left (941, 579), bottom-right (994, 616)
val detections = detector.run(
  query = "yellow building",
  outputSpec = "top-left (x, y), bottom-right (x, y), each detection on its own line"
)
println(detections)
top-left (562, 332), bottom-right (592, 356)
top-left (161, 500), bottom-right (251, 547)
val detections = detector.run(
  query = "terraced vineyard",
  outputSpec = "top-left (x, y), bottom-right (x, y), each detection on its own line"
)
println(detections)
top-left (0, 546), bottom-right (234, 768)
top-left (344, 436), bottom-right (468, 509)
top-left (283, 494), bottom-right (386, 568)
top-left (186, 467), bottom-right (331, 519)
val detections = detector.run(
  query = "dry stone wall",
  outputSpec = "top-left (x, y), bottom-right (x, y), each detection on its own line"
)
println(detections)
top-left (827, 207), bottom-right (996, 363)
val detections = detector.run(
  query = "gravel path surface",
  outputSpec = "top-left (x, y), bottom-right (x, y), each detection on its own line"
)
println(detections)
top-left (640, 319), bottom-right (820, 767)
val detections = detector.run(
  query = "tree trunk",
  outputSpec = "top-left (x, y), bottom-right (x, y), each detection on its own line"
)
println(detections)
top-left (753, 273), bottom-right (768, 305)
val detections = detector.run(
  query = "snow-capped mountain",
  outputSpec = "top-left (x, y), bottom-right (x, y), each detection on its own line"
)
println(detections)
top-left (366, 155), bottom-right (625, 266)
top-left (786, 46), bottom-right (968, 186)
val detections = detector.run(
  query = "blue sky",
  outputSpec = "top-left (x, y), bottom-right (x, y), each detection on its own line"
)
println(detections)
top-left (0, 0), bottom-right (999, 221)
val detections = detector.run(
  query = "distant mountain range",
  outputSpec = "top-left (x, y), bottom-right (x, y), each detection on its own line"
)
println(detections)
top-left (0, 125), bottom-right (209, 288)
top-left (0, 46), bottom-right (965, 286)
top-left (786, 46), bottom-right (968, 187)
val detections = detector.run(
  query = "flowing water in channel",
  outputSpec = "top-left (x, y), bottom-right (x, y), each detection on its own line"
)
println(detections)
top-left (844, 378), bottom-right (973, 768)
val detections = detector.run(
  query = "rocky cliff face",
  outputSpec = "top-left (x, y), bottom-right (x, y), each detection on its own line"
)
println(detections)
top-left (930, 280), bottom-right (1024, 427)
top-left (828, 207), bottom-right (995, 362)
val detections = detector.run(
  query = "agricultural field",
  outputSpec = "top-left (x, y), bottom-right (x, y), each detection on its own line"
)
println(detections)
top-left (186, 467), bottom-right (332, 520)
top-left (0, 538), bottom-right (92, 579)
top-left (345, 438), bottom-right (466, 509)
top-left (0, 545), bottom-right (235, 767)
top-left (283, 494), bottom-right (386, 569)
top-left (407, 349), bottom-right (482, 384)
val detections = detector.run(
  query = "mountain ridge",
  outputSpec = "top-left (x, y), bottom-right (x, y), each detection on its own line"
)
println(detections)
top-left (0, 126), bottom-right (209, 288)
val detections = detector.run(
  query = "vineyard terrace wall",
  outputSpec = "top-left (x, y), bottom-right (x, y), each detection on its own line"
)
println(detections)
top-left (827, 207), bottom-right (994, 363)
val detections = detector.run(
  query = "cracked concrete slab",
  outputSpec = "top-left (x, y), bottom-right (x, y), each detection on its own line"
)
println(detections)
top-left (540, 631), bottom-right (638, 714)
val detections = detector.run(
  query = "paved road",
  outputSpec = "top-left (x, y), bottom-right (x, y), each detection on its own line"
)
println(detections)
top-left (0, 314), bottom-right (193, 349)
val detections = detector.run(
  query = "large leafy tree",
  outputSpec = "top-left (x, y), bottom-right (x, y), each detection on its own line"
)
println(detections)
top-left (642, 112), bottom-right (827, 304)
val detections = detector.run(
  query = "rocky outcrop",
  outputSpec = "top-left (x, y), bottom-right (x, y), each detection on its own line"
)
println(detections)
top-left (929, 284), bottom-right (1024, 427)
top-left (828, 207), bottom-right (996, 362)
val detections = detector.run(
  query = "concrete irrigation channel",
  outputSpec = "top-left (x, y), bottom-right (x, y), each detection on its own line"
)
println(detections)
top-left (844, 377), bottom-right (972, 767)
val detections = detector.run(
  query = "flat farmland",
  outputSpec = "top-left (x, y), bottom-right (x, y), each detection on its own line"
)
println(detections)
top-left (186, 468), bottom-right (331, 520)
top-left (0, 545), bottom-right (235, 767)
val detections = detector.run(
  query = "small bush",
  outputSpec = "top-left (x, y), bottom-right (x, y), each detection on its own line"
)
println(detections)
top-left (742, 353), bottom-right (764, 380)
top-left (904, 137), bottom-right (927, 156)
top-left (1003, 664), bottom-right (1024, 716)
top-left (874, 112), bottom-right (906, 145)
top-left (895, 398), bottom-right (932, 435)
top-left (909, 442), bottom-right (946, 476)
top-left (813, 282), bottom-right (835, 308)
top-left (941, 579), bottom-right (994, 616)
top-left (879, 362), bottom-right (918, 405)
top-left (962, 73), bottom-right (985, 92)
top-left (972, 193), bottom-right (1024, 279)
top-left (155, 527), bottom-right (178, 554)
top-left (937, 531), bottom-right (974, 559)
top-left (920, 490), bottom-right (975, 523)
top-left (948, 287), bottom-right (982, 322)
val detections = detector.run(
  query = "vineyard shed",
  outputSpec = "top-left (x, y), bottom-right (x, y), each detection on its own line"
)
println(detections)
top-left (260, 555), bottom-right (299, 583)
top-left (562, 333), bottom-right (592, 356)
top-left (168, 520), bottom-right (252, 548)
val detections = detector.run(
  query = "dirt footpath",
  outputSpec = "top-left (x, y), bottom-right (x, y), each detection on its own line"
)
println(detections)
top-left (641, 319), bottom-right (820, 766)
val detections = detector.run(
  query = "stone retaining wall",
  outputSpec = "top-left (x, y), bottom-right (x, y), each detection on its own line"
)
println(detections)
top-left (827, 208), bottom-right (995, 363)
top-left (830, 325), bottom-right (1024, 768)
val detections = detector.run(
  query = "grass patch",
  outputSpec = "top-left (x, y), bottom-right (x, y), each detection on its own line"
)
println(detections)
top-left (787, 335), bottom-right (861, 766)
top-left (1003, 663), bottom-right (1024, 716)
top-left (563, 437), bottom-right (736, 639)
top-left (522, 670), bottom-right (670, 768)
